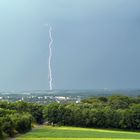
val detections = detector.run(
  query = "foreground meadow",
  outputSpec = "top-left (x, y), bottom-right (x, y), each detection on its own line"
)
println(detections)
top-left (16, 126), bottom-right (140, 140)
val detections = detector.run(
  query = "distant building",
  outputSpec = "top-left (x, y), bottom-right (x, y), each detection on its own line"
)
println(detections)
top-left (76, 97), bottom-right (81, 103)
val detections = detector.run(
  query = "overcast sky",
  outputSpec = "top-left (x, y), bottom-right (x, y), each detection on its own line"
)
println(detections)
top-left (0, 0), bottom-right (140, 90)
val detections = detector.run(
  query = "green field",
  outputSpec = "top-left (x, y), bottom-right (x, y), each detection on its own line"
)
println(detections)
top-left (16, 126), bottom-right (140, 140)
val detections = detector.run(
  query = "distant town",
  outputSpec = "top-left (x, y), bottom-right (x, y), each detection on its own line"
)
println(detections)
top-left (0, 90), bottom-right (82, 104)
top-left (0, 89), bottom-right (140, 104)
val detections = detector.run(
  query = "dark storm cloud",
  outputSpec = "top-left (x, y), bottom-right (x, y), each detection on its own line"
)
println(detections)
top-left (0, 0), bottom-right (139, 90)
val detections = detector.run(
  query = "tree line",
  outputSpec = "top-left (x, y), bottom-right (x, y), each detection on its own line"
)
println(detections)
top-left (44, 95), bottom-right (140, 129)
top-left (0, 95), bottom-right (140, 138)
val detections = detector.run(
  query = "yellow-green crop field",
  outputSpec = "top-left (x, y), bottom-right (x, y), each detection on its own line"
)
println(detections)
top-left (16, 126), bottom-right (140, 140)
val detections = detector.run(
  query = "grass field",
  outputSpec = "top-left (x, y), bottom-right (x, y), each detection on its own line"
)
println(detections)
top-left (16, 126), bottom-right (140, 140)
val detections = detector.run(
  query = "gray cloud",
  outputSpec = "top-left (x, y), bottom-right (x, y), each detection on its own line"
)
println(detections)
top-left (0, 0), bottom-right (139, 90)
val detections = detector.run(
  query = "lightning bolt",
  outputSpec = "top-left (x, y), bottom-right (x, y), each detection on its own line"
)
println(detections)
top-left (45, 24), bottom-right (53, 90)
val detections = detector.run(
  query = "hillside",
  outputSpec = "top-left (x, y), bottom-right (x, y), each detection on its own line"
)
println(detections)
top-left (17, 126), bottom-right (140, 140)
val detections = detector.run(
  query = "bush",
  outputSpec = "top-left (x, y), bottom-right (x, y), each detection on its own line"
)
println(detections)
top-left (2, 116), bottom-right (15, 137)
top-left (14, 114), bottom-right (32, 133)
top-left (0, 118), bottom-right (3, 138)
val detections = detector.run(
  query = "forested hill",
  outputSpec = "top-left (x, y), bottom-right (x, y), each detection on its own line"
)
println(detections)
top-left (0, 95), bottom-right (140, 139)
